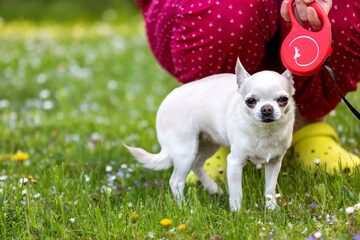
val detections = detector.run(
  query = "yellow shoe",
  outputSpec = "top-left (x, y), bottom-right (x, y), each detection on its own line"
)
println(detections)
top-left (291, 122), bottom-right (360, 174)
top-left (186, 147), bottom-right (229, 184)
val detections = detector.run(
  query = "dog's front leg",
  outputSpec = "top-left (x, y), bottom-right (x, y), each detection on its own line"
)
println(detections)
top-left (264, 156), bottom-right (282, 210)
top-left (227, 152), bottom-right (246, 211)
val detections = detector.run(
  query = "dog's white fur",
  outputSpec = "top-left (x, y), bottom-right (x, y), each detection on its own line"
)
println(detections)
top-left (126, 59), bottom-right (295, 211)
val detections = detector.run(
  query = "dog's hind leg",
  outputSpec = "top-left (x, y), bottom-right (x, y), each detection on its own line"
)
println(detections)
top-left (169, 143), bottom-right (198, 205)
top-left (191, 140), bottom-right (222, 195)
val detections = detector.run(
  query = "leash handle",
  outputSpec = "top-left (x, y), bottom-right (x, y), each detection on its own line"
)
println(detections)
top-left (324, 65), bottom-right (360, 121)
top-left (280, 0), bottom-right (332, 76)
top-left (288, 0), bottom-right (331, 32)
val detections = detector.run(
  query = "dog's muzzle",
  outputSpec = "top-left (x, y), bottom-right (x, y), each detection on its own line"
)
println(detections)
top-left (261, 105), bottom-right (275, 123)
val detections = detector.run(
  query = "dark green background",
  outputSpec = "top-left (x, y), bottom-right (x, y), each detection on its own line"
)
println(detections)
top-left (0, 0), bottom-right (138, 22)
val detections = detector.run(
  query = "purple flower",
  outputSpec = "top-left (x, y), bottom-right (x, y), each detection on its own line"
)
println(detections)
top-left (353, 235), bottom-right (360, 240)
top-left (306, 237), bottom-right (315, 240)
top-left (210, 235), bottom-right (221, 240)
top-left (156, 180), bottom-right (165, 186)
top-left (133, 180), bottom-right (139, 186)
top-left (310, 203), bottom-right (318, 208)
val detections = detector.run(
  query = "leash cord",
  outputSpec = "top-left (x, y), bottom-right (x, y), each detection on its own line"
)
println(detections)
top-left (324, 65), bottom-right (360, 121)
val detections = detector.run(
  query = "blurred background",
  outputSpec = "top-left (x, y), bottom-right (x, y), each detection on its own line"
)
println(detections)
top-left (0, 0), bottom-right (139, 22)
top-left (0, 0), bottom-right (175, 159)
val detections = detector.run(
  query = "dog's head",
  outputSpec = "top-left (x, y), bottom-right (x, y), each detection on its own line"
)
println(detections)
top-left (235, 58), bottom-right (295, 124)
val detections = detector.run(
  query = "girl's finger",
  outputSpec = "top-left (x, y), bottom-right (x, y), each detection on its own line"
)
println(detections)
top-left (307, 7), bottom-right (323, 30)
top-left (280, 0), bottom-right (290, 22)
top-left (294, 0), bottom-right (309, 22)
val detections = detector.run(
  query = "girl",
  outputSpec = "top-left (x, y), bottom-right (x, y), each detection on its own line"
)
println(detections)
top-left (135, 0), bottom-right (360, 180)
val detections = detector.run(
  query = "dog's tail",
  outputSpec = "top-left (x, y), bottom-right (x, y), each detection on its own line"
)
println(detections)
top-left (124, 145), bottom-right (172, 170)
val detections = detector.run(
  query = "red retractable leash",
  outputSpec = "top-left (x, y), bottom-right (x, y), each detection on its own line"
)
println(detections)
top-left (280, 0), bottom-right (332, 76)
top-left (280, 0), bottom-right (360, 120)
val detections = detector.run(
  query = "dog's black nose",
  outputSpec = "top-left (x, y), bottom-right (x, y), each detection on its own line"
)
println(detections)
top-left (261, 105), bottom-right (273, 116)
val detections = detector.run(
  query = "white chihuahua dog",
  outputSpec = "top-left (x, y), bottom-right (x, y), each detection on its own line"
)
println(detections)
top-left (126, 58), bottom-right (295, 211)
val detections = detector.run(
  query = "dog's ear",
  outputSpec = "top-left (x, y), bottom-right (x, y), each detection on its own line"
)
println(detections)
top-left (281, 70), bottom-right (295, 95)
top-left (281, 69), bottom-right (292, 79)
top-left (235, 58), bottom-right (251, 87)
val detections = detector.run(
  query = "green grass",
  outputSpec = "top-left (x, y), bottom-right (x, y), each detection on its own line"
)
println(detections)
top-left (0, 13), bottom-right (360, 239)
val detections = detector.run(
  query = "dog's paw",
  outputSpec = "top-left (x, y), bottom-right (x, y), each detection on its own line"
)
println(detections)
top-left (265, 194), bottom-right (277, 210)
top-left (210, 187), bottom-right (224, 196)
top-left (229, 199), bottom-right (241, 212)
top-left (266, 202), bottom-right (277, 210)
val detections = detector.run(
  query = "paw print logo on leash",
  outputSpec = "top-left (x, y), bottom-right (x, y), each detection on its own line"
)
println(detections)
top-left (293, 47), bottom-right (301, 60)
top-left (290, 36), bottom-right (319, 67)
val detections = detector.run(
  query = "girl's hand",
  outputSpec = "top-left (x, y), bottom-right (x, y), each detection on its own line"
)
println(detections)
top-left (280, 0), bottom-right (332, 30)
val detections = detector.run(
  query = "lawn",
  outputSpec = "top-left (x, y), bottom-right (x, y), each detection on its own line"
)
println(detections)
top-left (0, 6), bottom-right (360, 240)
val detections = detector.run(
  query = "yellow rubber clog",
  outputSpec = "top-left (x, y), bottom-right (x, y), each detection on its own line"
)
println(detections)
top-left (186, 147), bottom-right (229, 184)
top-left (291, 122), bottom-right (360, 174)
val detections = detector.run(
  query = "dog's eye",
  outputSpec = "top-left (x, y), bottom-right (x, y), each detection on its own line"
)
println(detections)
top-left (278, 96), bottom-right (289, 106)
top-left (245, 98), bottom-right (257, 107)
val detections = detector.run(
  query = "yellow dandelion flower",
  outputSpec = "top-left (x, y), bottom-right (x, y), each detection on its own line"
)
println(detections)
top-left (132, 214), bottom-right (139, 220)
top-left (160, 218), bottom-right (172, 227)
top-left (32, 179), bottom-right (38, 184)
top-left (28, 175), bottom-right (33, 179)
top-left (13, 152), bottom-right (29, 161)
top-left (177, 224), bottom-right (186, 231)
top-left (51, 129), bottom-right (58, 137)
